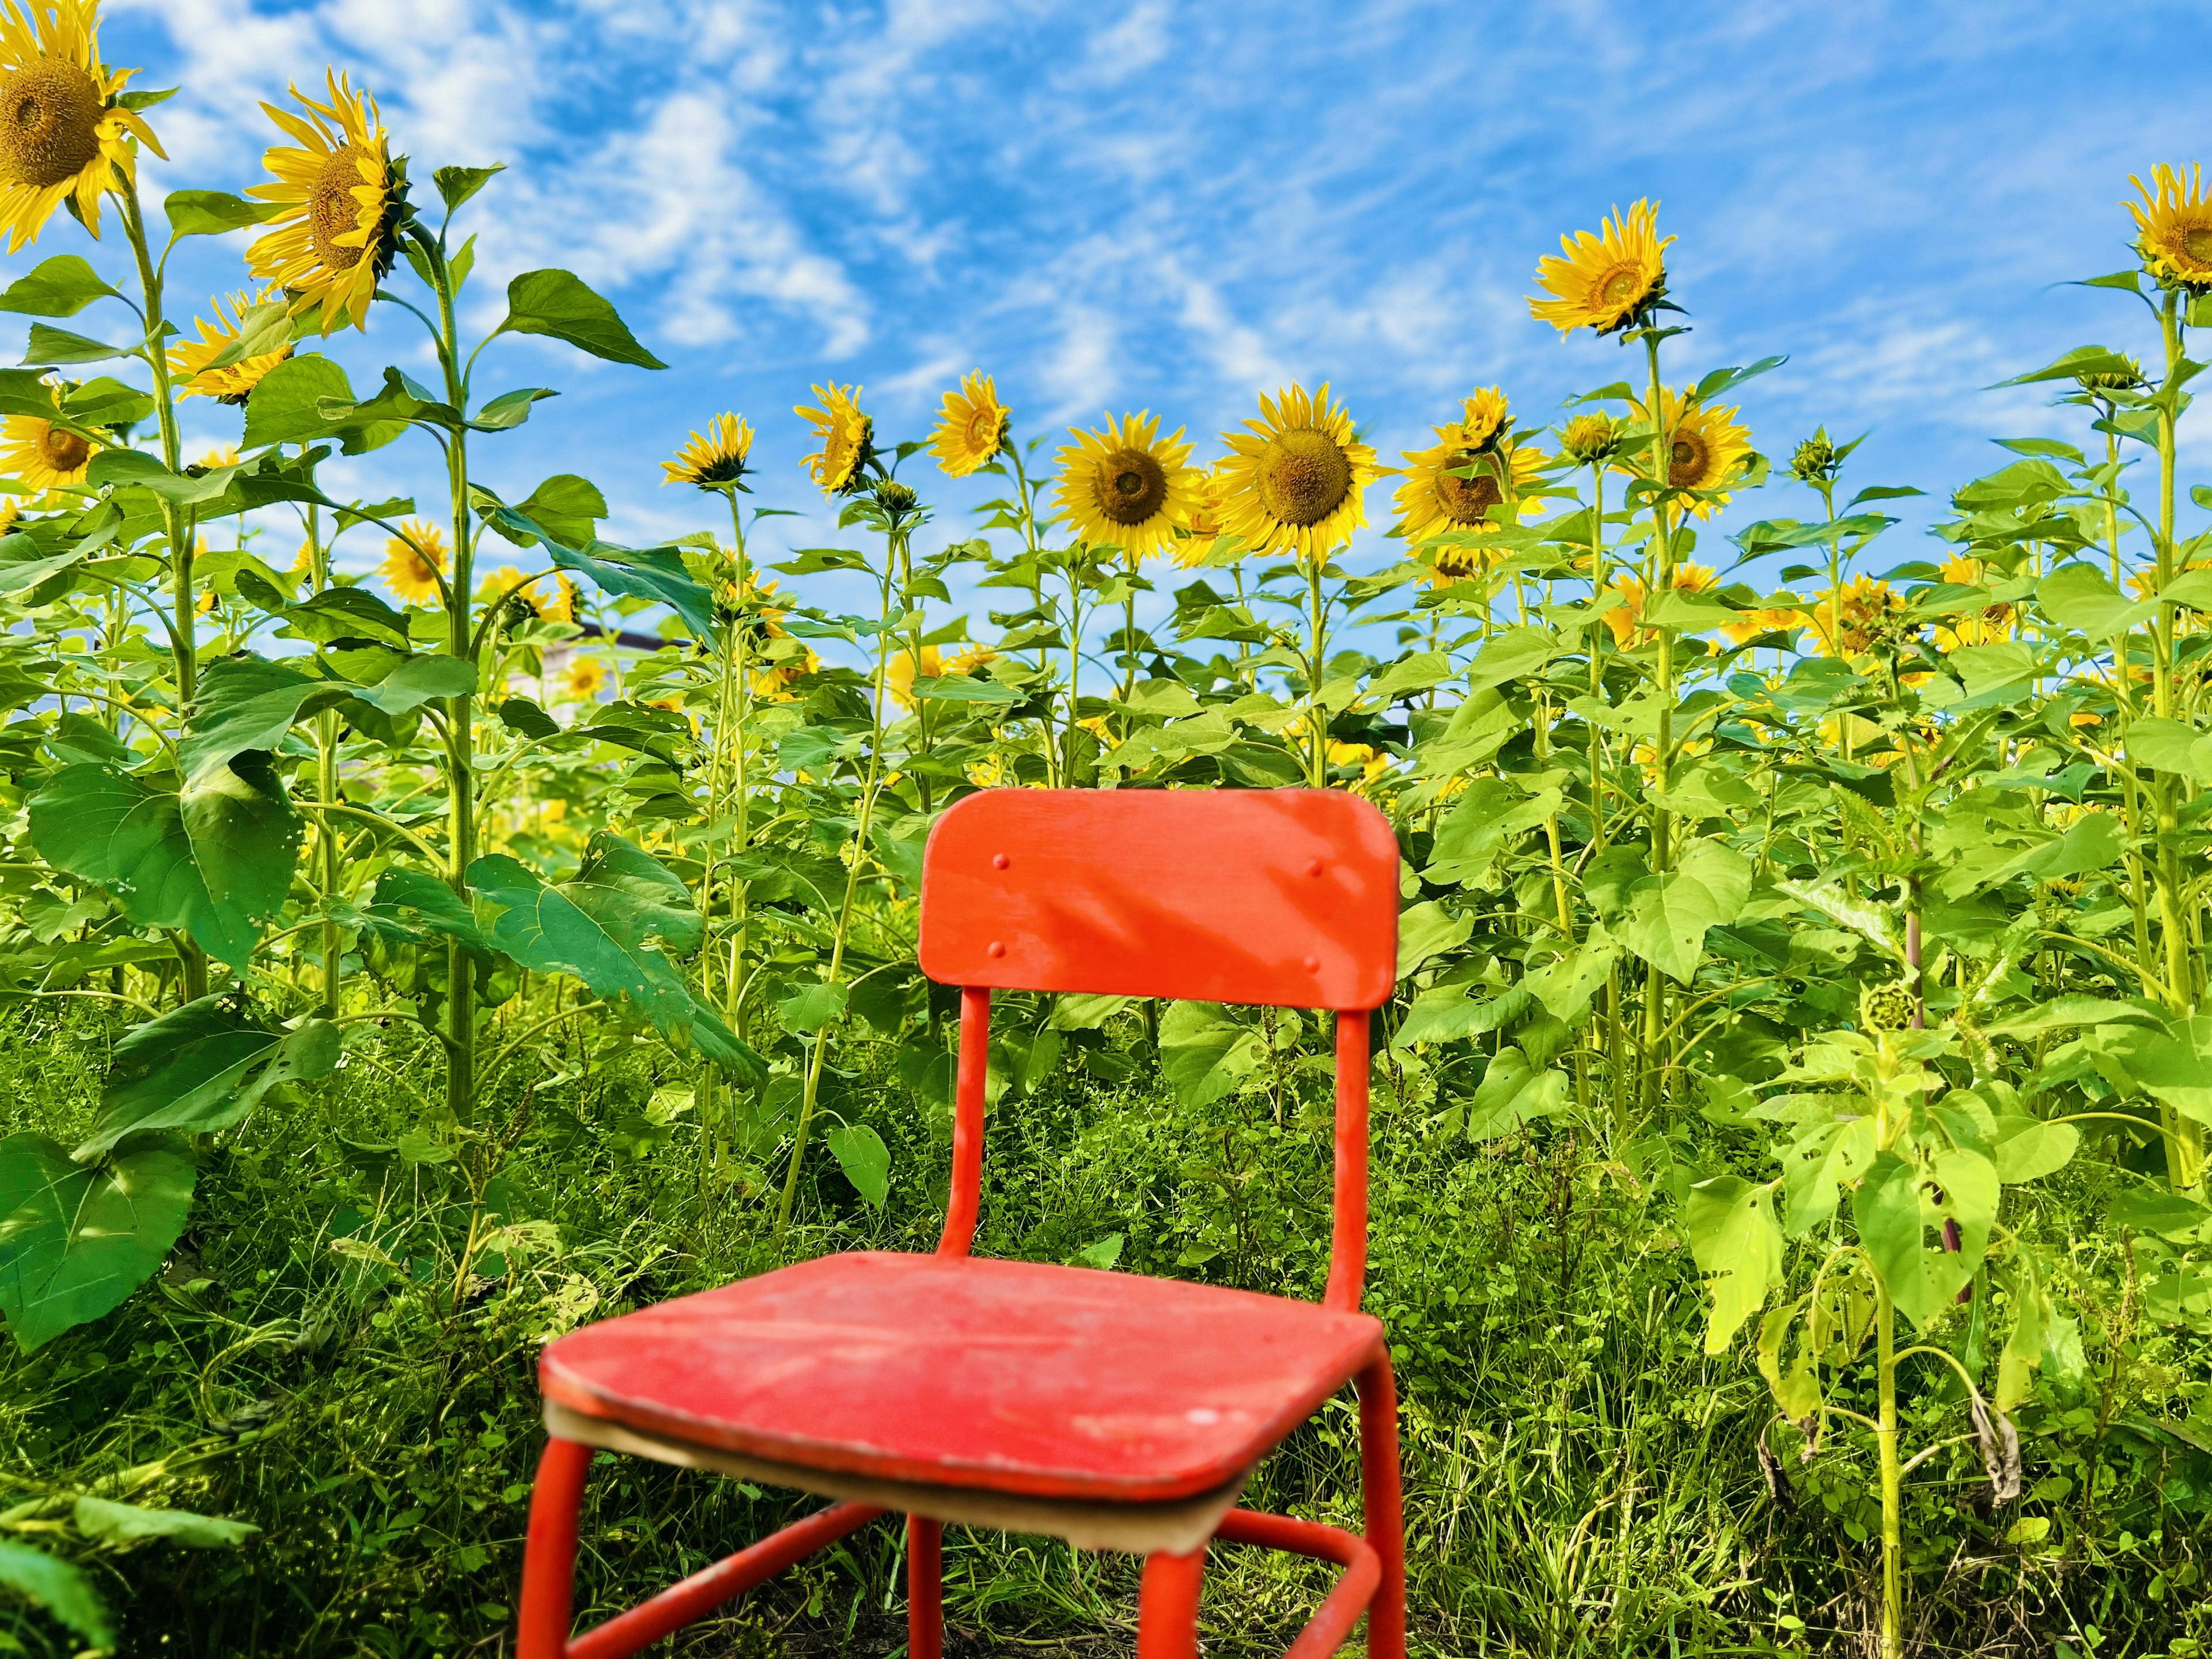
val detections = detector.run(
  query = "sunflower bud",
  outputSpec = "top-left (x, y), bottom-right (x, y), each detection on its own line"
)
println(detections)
top-left (1858, 981), bottom-right (1915, 1034)
top-left (874, 479), bottom-right (919, 517)
top-left (1790, 432), bottom-right (1839, 484)
top-left (2077, 355), bottom-right (2146, 395)
top-left (1559, 412), bottom-right (1623, 465)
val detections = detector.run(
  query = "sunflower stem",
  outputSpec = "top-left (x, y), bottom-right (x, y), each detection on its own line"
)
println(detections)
top-left (120, 180), bottom-right (205, 1003)
top-left (1639, 329), bottom-right (1674, 1118)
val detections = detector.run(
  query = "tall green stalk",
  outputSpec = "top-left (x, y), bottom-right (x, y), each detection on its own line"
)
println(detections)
top-left (774, 526), bottom-right (902, 1237)
top-left (1638, 332), bottom-right (1675, 1114)
top-left (118, 181), bottom-right (206, 1001)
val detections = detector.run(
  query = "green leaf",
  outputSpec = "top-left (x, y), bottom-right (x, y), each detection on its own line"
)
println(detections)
top-left (1395, 899), bottom-right (1472, 979)
top-left (1781, 1116), bottom-right (1877, 1236)
top-left (1993, 346), bottom-right (2142, 388)
top-left (0, 1131), bottom-right (194, 1353)
top-left (1463, 1046), bottom-right (1567, 1139)
top-left (21, 321), bottom-right (131, 365)
top-left (2110, 1187), bottom-right (2212, 1240)
top-left (483, 503), bottom-right (713, 636)
top-left (73, 1495), bottom-right (260, 1548)
top-left (468, 836), bottom-right (761, 1082)
top-left (1158, 1001), bottom-right (1264, 1107)
top-left (497, 269), bottom-right (665, 369)
top-left (2111, 1015), bottom-right (2212, 1122)
top-left (1995, 1253), bottom-right (2047, 1412)
top-left (241, 353), bottom-right (356, 449)
top-left (469, 387), bottom-right (557, 431)
top-left (824, 1123), bottom-right (889, 1208)
top-left (2126, 716), bottom-right (2212, 783)
top-left (1854, 1149), bottom-right (1996, 1327)
top-left (513, 474), bottom-right (607, 548)
top-left (356, 867), bottom-right (492, 953)
top-left (162, 190), bottom-right (282, 238)
top-left (0, 254), bottom-right (119, 317)
top-left (2037, 563), bottom-right (2153, 639)
top-left (27, 763), bottom-right (293, 968)
top-left (0, 1539), bottom-right (112, 1646)
top-left (913, 675), bottom-right (1018, 703)
top-left (180, 751), bottom-right (302, 935)
top-left (179, 656), bottom-right (341, 786)
top-left (83, 999), bottom-right (338, 1160)
top-left (1072, 1233), bottom-right (1125, 1270)
top-left (432, 163), bottom-right (505, 214)
top-left (1612, 839), bottom-right (1752, 983)
top-left (347, 654), bottom-right (477, 714)
top-left (1048, 994), bottom-right (1134, 1031)
top-left (275, 586), bottom-right (415, 651)
top-left (1464, 626), bottom-right (1555, 691)
top-left (777, 980), bottom-right (849, 1033)
top-left (1683, 1174), bottom-right (1782, 1354)
top-left (1991, 1115), bottom-right (2079, 1184)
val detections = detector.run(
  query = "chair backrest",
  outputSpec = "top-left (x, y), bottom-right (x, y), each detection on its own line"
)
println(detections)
top-left (918, 788), bottom-right (1399, 1010)
top-left (916, 789), bottom-right (1400, 1310)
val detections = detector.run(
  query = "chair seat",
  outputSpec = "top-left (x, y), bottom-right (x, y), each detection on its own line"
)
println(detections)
top-left (540, 1252), bottom-right (1385, 1507)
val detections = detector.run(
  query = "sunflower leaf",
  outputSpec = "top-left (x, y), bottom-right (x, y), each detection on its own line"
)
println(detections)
top-left (467, 387), bottom-right (557, 432)
top-left (0, 255), bottom-right (120, 318)
top-left (496, 270), bottom-right (666, 370)
top-left (202, 296), bottom-right (293, 372)
top-left (20, 323), bottom-right (134, 366)
top-left (433, 164), bottom-right (506, 215)
top-left (0, 1130), bottom-right (195, 1355)
top-left (0, 1539), bottom-right (113, 1645)
top-left (163, 190), bottom-right (283, 239)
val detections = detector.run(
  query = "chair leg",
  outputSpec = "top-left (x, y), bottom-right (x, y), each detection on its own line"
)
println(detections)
top-left (1135, 1543), bottom-right (1205, 1659)
top-left (907, 1515), bottom-right (944, 1659)
top-left (517, 1437), bottom-right (596, 1659)
top-left (1357, 1355), bottom-right (1407, 1659)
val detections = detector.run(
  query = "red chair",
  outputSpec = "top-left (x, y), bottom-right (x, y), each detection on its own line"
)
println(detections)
top-left (516, 788), bottom-right (1406, 1659)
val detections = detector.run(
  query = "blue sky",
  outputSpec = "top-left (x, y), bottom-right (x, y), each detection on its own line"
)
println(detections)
top-left (69, 0), bottom-right (2212, 616)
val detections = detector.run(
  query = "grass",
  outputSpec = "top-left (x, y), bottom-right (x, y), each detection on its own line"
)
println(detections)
top-left (0, 1001), bottom-right (2203, 1657)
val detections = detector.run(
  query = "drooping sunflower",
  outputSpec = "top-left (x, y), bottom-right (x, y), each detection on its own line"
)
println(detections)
top-left (1052, 410), bottom-right (1200, 561)
top-left (662, 412), bottom-right (753, 490)
top-left (245, 71), bottom-right (408, 335)
top-left (0, 380), bottom-right (97, 489)
top-left (378, 518), bottom-right (447, 607)
top-left (1809, 575), bottom-right (1908, 658)
top-left (795, 383), bottom-right (873, 495)
top-left (1623, 386), bottom-right (1752, 520)
top-left (929, 371), bottom-right (1007, 478)
top-left (171, 291), bottom-right (293, 404)
top-left (1721, 605), bottom-right (1809, 646)
top-left (0, 0), bottom-right (163, 254)
top-left (1529, 200), bottom-right (1673, 337)
top-left (1395, 420), bottom-right (1543, 566)
top-left (1215, 383), bottom-right (1380, 562)
top-left (2127, 164), bottom-right (2212, 291)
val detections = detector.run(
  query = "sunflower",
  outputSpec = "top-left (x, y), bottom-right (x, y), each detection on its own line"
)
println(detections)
top-left (2127, 164), bottom-right (2212, 291)
top-left (1215, 383), bottom-right (1380, 562)
top-left (0, 0), bottom-right (163, 254)
top-left (1721, 605), bottom-right (1808, 646)
top-left (1052, 410), bottom-right (1200, 561)
top-left (561, 654), bottom-right (607, 702)
top-left (1600, 564), bottom-right (1716, 648)
top-left (1930, 554), bottom-right (2013, 651)
top-left (245, 71), bottom-right (407, 335)
top-left (1809, 575), bottom-right (1908, 658)
top-left (171, 291), bottom-right (293, 404)
top-left (1172, 467), bottom-right (1235, 568)
top-left (0, 380), bottom-right (97, 489)
top-left (1458, 387), bottom-right (1511, 451)
top-left (885, 641), bottom-right (997, 709)
top-left (929, 371), bottom-right (1007, 478)
top-left (1528, 200), bottom-right (1673, 336)
top-left (795, 383), bottom-right (873, 495)
top-left (1396, 422), bottom-right (1543, 566)
top-left (378, 518), bottom-right (447, 607)
top-left (662, 412), bottom-right (753, 490)
top-left (1623, 385), bottom-right (1752, 520)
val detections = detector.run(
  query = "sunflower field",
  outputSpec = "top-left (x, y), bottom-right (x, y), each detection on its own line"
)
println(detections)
top-left (0, 6), bottom-right (2209, 1658)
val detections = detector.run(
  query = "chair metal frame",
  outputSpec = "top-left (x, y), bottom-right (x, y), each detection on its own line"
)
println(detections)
top-left (516, 788), bottom-right (1405, 1659)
